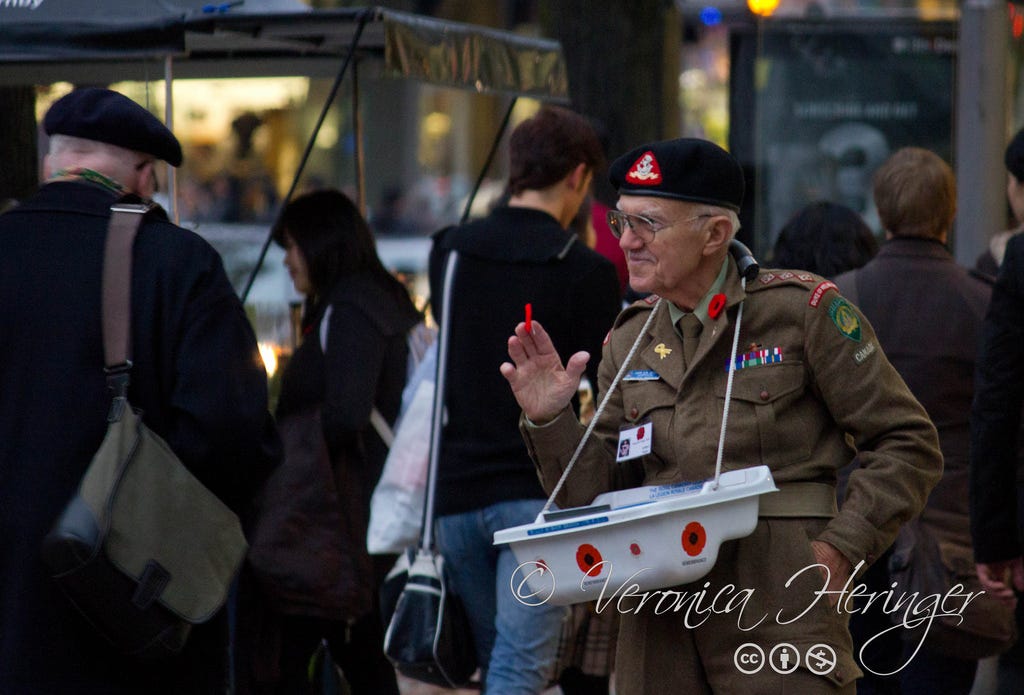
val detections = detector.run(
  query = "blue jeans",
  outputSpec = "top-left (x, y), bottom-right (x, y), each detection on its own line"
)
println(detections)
top-left (435, 499), bottom-right (567, 695)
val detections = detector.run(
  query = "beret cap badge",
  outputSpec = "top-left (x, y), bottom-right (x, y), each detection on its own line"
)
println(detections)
top-left (625, 151), bottom-right (663, 186)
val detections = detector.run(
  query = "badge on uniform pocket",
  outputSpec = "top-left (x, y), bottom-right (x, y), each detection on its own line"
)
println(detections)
top-left (624, 369), bottom-right (661, 382)
top-left (617, 420), bottom-right (652, 462)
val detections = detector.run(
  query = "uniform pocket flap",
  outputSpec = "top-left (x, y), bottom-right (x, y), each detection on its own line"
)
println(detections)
top-left (716, 362), bottom-right (805, 404)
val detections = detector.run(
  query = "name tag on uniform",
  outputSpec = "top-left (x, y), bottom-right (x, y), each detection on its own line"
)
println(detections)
top-left (624, 369), bottom-right (661, 382)
top-left (617, 421), bottom-right (652, 462)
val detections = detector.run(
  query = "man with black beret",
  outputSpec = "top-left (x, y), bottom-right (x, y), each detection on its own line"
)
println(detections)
top-left (0, 88), bottom-right (280, 694)
top-left (501, 137), bottom-right (942, 693)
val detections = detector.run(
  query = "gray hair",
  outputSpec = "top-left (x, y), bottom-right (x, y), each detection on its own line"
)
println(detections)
top-left (47, 134), bottom-right (141, 188)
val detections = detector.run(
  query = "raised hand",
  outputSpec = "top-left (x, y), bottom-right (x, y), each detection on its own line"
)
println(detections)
top-left (499, 320), bottom-right (590, 425)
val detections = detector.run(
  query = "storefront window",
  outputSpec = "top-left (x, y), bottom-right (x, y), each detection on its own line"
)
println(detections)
top-left (35, 75), bottom-right (517, 381)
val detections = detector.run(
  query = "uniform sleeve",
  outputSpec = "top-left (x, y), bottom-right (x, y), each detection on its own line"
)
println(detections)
top-left (803, 289), bottom-right (942, 567)
top-left (970, 237), bottom-right (1024, 562)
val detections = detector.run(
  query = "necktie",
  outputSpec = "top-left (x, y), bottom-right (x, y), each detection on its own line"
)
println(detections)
top-left (679, 313), bottom-right (702, 370)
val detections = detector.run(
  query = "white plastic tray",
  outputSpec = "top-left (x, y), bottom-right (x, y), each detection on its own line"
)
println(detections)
top-left (493, 465), bottom-right (778, 606)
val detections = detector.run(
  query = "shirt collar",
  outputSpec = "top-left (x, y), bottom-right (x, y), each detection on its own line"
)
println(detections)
top-left (668, 257), bottom-right (729, 332)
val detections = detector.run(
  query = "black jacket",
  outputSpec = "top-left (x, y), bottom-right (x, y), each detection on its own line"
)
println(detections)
top-left (276, 271), bottom-right (421, 517)
top-left (0, 181), bottom-right (280, 694)
top-left (971, 233), bottom-right (1024, 562)
top-left (428, 206), bottom-right (622, 517)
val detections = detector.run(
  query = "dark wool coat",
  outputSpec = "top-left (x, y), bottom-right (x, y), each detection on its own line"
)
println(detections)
top-left (273, 271), bottom-right (421, 590)
top-left (972, 232), bottom-right (1024, 562)
top-left (0, 181), bottom-right (280, 695)
top-left (836, 238), bottom-right (1015, 661)
top-left (836, 238), bottom-right (991, 539)
top-left (428, 206), bottom-right (622, 518)
top-left (236, 272), bottom-right (418, 692)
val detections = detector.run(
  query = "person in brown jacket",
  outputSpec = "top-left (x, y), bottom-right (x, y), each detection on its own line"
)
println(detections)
top-left (499, 138), bottom-right (943, 694)
top-left (835, 148), bottom-right (1016, 694)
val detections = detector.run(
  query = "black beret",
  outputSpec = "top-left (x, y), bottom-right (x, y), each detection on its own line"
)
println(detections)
top-left (609, 138), bottom-right (744, 212)
top-left (1006, 127), bottom-right (1024, 181)
top-left (44, 88), bottom-right (183, 167)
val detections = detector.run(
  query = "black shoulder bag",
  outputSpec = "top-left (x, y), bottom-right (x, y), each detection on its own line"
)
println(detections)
top-left (381, 249), bottom-right (478, 688)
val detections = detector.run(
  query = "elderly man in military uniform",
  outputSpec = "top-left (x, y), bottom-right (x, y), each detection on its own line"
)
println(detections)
top-left (499, 138), bottom-right (942, 694)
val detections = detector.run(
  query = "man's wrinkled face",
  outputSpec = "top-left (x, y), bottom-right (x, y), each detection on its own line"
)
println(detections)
top-left (616, 196), bottom-right (711, 298)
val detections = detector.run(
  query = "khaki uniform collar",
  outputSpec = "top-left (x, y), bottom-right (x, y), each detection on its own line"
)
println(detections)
top-left (668, 258), bottom-right (730, 335)
top-left (638, 257), bottom-right (746, 387)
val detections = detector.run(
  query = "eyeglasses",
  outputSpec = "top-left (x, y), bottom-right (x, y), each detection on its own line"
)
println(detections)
top-left (606, 210), bottom-right (712, 243)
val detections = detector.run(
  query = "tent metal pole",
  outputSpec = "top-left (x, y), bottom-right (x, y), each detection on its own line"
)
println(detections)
top-left (164, 55), bottom-right (178, 224)
top-left (460, 98), bottom-right (516, 224)
top-left (240, 8), bottom-right (371, 303)
top-left (354, 57), bottom-right (366, 216)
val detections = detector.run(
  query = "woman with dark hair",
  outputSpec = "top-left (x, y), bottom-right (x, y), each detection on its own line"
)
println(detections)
top-left (275, 189), bottom-right (419, 500)
top-left (243, 188), bottom-right (418, 694)
top-left (772, 200), bottom-right (878, 278)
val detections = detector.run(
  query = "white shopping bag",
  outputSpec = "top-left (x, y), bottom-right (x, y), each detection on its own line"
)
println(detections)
top-left (367, 345), bottom-right (436, 554)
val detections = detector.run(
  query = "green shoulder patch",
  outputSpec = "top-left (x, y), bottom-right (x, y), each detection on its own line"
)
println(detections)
top-left (827, 297), bottom-right (861, 342)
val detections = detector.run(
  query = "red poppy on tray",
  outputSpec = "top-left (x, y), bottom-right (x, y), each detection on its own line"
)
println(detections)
top-left (575, 543), bottom-right (604, 575)
top-left (681, 521), bottom-right (707, 556)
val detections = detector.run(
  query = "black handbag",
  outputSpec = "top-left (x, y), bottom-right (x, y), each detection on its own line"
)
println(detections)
top-left (382, 547), bottom-right (478, 688)
top-left (381, 250), bottom-right (478, 688)
top-left (40, 200), bottom-right (248, 660)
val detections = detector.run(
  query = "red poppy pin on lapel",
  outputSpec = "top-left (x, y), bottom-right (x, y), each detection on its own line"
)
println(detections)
top-left (708, 293), bottom-right (727, 319)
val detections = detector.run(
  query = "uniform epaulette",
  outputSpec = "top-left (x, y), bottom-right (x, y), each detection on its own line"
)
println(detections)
top-left (613, 293), bottom-right (660, 329)
top-left (745, 269), bottom-right (824, 293)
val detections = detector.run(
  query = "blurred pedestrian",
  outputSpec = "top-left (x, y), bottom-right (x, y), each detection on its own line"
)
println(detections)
top-left (971, 127), bottom-right (1024, 695)
top-left (772, 200), bottom-right (878, 279)
top-left (428, 105), bottom-right (621, 694)
top-left (975, 127), bottom-right (1024, 278)
top-left (836, 147), bottom-right (1015, 694)
top-left (239, 188), bottom-right (418, 694)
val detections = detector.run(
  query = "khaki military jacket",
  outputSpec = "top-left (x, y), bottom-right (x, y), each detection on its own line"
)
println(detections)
top-left (523, 258), bottom-right (942, 572)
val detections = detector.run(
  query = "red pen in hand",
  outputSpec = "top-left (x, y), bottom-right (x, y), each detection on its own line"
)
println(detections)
top-left (525, 303), bottom-right (532, 334)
